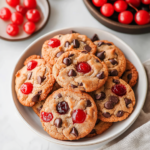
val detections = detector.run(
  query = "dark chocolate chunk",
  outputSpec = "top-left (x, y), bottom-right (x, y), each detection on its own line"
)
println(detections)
top-left (95, 92), bottom-right (106, 100)
top-left (91, 34), bottom-right (99, 42)
top-left (90, 129), bottom-right (96, 134)
top-left (56, 51), bottom-right (64, 58)
top-left (63, 58), bottom-right (71, 66)
top-left (124, 98), bottom-right (132, 107)
top-left (81, 51), bottom-right (88, 54)
top-left (78, 82), bottom-right (83, 86)
top-left (96, 51), bottom-right (105, 60)
top-left (71, 30), bottom-right (77, 33)
top-left (54, 118), bottom-right (62, 128)
top-left (109, 96), bottom-right (119, 104)
top-left (96, 71), bottom-right (105, 79)
top-left (97, 41), bottom-right (104, 47)
top-left (32, 94), bottom-right (40, 102)
top-left (38, 90), bottom-right (42, 95)
top-left (37, 76), bottom-right (46, 84)
top-left (84, 45), bottom-right (91, 52)
top-left (54, 93), bottom-right (62, 99)
top-left (103, 112), bottom-right (111, 118)
top-left (104, 101), bottom-right (114, 109)
top-left (86, 100), bottom-right (91, 107)
top-left (116, 111), bottom-right (124, 117)
top-left (68, 69), bottom-right (77, 77)
top-left (70, 127), bottom-right (78, 136)
top-left (109, 70), bottom-right (118, 76)
top-left (113, 79), bottom-right (120, 84)
top-left (73, 39), bottom-right (80, 48)
top-left (109, 59), bottom-right (118, 65)
top-left (27, 72), bottom-right (32, 80)
top-left (68, 54), bottom-right (74, 57)
top-left (65, 41), bottom-right (70, 48)
top-left (71, 84), bottom-right (78, 88)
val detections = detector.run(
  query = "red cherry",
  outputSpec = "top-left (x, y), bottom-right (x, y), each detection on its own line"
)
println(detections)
top-left (141, 0), bottom-right (150, 4)
top-left (6, 24), bottom-right (19, 36)
top-left (135, 10), bottom-right (150, 25)
top-left (56, 101), bottom-right (69, 115)
top-left (111, 84), bottom-right (126, 96)
top-left (0, 7), bottom-right (11, 21)
top-left (23, 0), bottom-right (37, 9)
top-left (125, 0), bottom-right (140, 7)
top-left (16, 5), bottom-right (27, 15)
top-left (23, 22), bottom-right (36, 34)
top-left (20, 82), bottom-right (33, 94)
top-left (114, 1), bottom-right (128, 12)
top-left (76, 62), bottom-right (91, 74)
top-left (118, 11), bottom-right (133, 24)
top-left (27, 60), bottom-right (37, 70)
top-left (72, 109), bottom-right (86, 124)
top-left (48, 38), bottom-right (61, 48)
top-left (26, 9), bottom-right (41, 23)
top-left (6, 0), bottom-right (20, 7)
top-left (92, 0), bottom-right (107, 7)
top-left (41, 112), bottom-right (53, 122)
top-left (100, 3), bottom-right (114, 17)
top-left (11, 12), bottom-right (24, 25)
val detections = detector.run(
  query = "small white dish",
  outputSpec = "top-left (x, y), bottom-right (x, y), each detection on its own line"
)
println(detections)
top-left (11, 27), bottom-right (147, 148)
top-left (0, 0), bottom-right (50, 41)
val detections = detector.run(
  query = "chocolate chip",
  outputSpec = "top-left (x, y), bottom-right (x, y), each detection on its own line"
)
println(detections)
top-left (90, 129), bottom-right (96, 134)
top-left (127, 73), bottom-right (132, 81)
top-left (56, 51), bottom-right (64, 58)
top-left (97, 41), bottom-right (104, 47)
top-left (68, 69), bottom-right (77, 77)
top-left (113, 79), bottom-right (120, 84)
top-left (65, 41), bottom-right (70, 48)
top-left (116, 111), bottom-right (124, 117)
top-left (81, 51), bottom-right (88, 54)
top-left (124, 98), bottom-right (132, 107)
top-left (54, 93), bottom-right (62, 99)
top-left (95, 119), bottom-right (101, 125)
top-left (86, 100), bottom-right (91, 107)
top-left (96, 51), bottom-right (105, 60)
top-left (37, 76), bottom-right (46, 84)
top-left (37, 105), bottom-right (43, 113)
top-left (109, 96), bottom-right (119, 104)
top-left (91, 34), bottom-right (99, 42)
top-left (32, 94), bottom-right (40, 102)
top-left (96, 71), bottom-right (105, 79)
top-left (109, 70), bottom-right (118, 76)
top-left (71, 84), bottom-right (78, 88)
top-left (78, 82), bottom-right (83, 86)
top-left (103, 112), bottom-right (111, 118)
top-left (105, 43), bottom-right (112, 46)
top-left (70, 127), bottom-right (78, 136)
top-left (71, 30), bottom-right (77, 33)
top-left (73, 39), bottom-right (80, 48)
top-left (109, 59), bottom-right (118, 65)
top-left (96, 59), bottom-right (99, 62)
top-left (84, 45), bottom-right (91, 52)
top-left (54, 118), bottom-right (62, 128)
top-left (63, 58), bottom-right (71, 66)
top-left (95, 92), bottom-right (106, 100)
top-left (104, 101), bottom-right (114, 109)
top-left (38, 90), bottom-right (42, 95)
top-left (68, 54), bottom-right (74, 57)
top-left (27, 72), bottom-right (32, 80)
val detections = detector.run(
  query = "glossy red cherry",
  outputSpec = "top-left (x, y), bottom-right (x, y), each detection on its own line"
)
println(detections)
top-left (11, 12), bottom-right (24, 25)
top-left (16, 5), bottom-right (27, 15)
top-left (141, 0), bottom-right (150, 4)
top-left (23, 0), bottom-right (37, 9)
top-left (100, 3), bottom-right (114, 17)
top-left (125, 0), bottom-right (140, 7)
top-left (27, 60), bottom-right (37, 70)
top-left (56, 101), bottom-right (69, 114)
top-left (41, 112), bottom-right (53, 122)
top-left (135, 10), bottom-right (150, 25)
top-left (20, 82), bottom-right (33, 94)
top-left (76, 62), bottom-right (91, 74)
top-left (72, 109), bottom-right (86, 124)
top-left (111, 84), bottom-right (126, 96)
top-left (6, 0), bottom-right (20, 7)
top-left (6, 24), bottom-right (19, 36)
top-left (0, 7), bottom-right (11, 20)
top-left (26, 9), bottom-right (41, 23)
top-left (23, 22), bottom-right (36, 34)
top-left (114, 1), bottom-right (128, 12)
top-left (92, 0), bottom-right (107, 7)
top-left (48, 38), bottom-right (61, 48)
top-left (118, 11), bottom-right (133, 24)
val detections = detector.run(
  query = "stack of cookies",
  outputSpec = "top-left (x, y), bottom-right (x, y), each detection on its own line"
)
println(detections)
top-left (15, 31), bottom-right (138, 140)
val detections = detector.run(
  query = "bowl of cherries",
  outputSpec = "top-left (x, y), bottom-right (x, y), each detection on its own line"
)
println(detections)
top-left (83, 0), bottom-right (150, 34)
top-left (0, 0), bottom-right (50, 41)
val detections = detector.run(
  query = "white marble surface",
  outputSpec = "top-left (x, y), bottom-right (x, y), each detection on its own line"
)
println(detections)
top-left (0, 0), bottom-right (150, 150)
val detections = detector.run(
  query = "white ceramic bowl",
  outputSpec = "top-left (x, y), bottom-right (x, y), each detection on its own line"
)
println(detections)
top-left (11, 27), bottom-right (147, 148)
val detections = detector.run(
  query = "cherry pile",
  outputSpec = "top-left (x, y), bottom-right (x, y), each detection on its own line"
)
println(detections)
top-left (92, 0), bottom-right (150, 25)
top-left (0, 0), bottom-right (41, 36)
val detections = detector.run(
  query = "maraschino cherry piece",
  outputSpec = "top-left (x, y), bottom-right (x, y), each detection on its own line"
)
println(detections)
top-left (20, 82), bottom-right (33, 94)
top-left (41, 112), bottom-right (53, 122)
top-left (27, 60), bottom-right (37, 70)
top-left (76, 62), bottom-right (91, 74)
top-left (72, 109), bottom-right (86, 124)
top-left (48, 38), bottom-right (60, 48)
top-left (111, 84), bottom-right (126, 96)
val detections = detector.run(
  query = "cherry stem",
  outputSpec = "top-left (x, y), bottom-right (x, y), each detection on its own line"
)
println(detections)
top-left (128, 3), bottom-right (138, 12)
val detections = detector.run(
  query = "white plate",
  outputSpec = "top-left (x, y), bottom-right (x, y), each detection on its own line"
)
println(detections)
top-left (11, 27), bottom-right (147, 147)
top-left (0, 0), bottom-right (50, 41)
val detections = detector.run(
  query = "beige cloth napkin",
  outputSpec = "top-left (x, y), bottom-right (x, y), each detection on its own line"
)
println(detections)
top-left (100, 60), bottom-right (150, 150)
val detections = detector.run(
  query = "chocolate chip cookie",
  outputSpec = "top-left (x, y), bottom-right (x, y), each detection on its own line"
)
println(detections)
top-left (94, 77), bottom-right (136, 122)
top-left (86, 119), bottom-right (113, 138)
top-left (122, 59), bottom-right (138, 87)
top-left (53, 50), bottom-right (108, 92)
top-left (94, 40), bottom-right (126, 77)
top-left (15, 55), bottom-right (55, 107)
top-left (42, 33), bottom-right (97, 65)
top-left (40, 88), bottom-right (97, 140)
